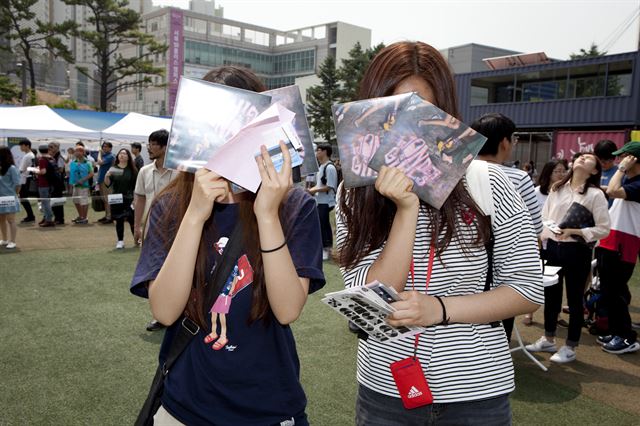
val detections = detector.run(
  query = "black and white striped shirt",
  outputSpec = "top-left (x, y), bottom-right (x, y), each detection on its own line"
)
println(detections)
top-left (336, 164), bottom-right (543, 403)
top-left (499, 165), bottom-right (543, 235)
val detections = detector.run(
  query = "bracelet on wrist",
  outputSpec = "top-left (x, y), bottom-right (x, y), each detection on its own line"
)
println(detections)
top-left (618, 167), bottom-right (626, 173)
top-left (260, 240), bottom-right (287, 253)
top-left (433, 295), bottom-right (450, 326)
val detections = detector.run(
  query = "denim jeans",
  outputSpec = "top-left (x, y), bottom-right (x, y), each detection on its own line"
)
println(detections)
top-left (356, 385), bottom-right (511, 426)
top-left (38, 186), bottom-right (52, 221)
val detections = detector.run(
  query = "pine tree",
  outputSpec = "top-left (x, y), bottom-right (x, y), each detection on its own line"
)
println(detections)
top-left (307, 55), bottom-right (339, 144)
top-left (336, 42), bottom-right (386, 102)
top-left (0, 0), bottom-right (76, 99)
top-left (0, 75), bottom-right (20, 103)
top-left (63, 0), bottom-right (168, 111)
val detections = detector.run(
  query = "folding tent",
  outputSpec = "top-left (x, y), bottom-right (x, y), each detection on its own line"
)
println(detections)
top-left (0, 105), bottom-right (102, 139)
top-left (100, 112), bottom-right (172, 142)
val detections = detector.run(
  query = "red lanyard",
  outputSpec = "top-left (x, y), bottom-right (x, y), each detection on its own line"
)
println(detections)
top-left (409, 244), bottom-right (435, 358)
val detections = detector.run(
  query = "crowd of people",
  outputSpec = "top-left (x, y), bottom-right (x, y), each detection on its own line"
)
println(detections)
top-left (1, 41), bottom-right (638, 425)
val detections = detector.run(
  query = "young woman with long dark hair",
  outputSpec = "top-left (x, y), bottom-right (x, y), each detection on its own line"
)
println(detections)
top-left (130, 66), bottom-right (324, 425)
top-left (526, 153), bottom-right (610, 363)
top-left (104, 148), bottom-right (138, 249)
top-left (337, 41), bottom-right (543, 424)
top-left (0, 147), bottom-right (21, 249)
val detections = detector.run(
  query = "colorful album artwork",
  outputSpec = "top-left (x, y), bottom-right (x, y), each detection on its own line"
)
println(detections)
top-left (332, 93), bottom-right (417, 188)
top-left (164, 77), bottom-right (272, 173)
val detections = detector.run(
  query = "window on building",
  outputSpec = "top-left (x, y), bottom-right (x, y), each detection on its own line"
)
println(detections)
top-left (222, 24), bottom-right (241, 40)
top-left (515, 68), bottom-right (568, 102)
top-left (313, 26), bottom-right (326, 39)
top-left (567, 64), bottom-right (606, 98)
top-left (470, 74), bottom-right (516, 104)
top-left (244, 29), bottom-right (270, 46)
top-left (606, 60), bottom-right (633, 96)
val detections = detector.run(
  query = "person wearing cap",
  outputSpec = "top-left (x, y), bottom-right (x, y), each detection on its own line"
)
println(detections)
top-left (595, 141), bottom-right (640, 354)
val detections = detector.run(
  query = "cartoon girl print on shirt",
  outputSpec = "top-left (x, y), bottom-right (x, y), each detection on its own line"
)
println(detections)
top-left (204, 238), bottom-right (254, 351)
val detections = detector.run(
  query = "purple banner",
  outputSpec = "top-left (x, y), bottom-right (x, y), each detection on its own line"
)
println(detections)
top-left (168, 9), bottom-right (184, 115)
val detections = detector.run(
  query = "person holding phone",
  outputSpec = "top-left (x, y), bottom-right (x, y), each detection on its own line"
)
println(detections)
top-left (130, 66), bottom-right (325, 425)
top-left (336, 41), bottom-right (543, 424)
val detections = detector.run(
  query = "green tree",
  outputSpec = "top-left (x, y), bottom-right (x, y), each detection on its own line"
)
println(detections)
top-left (337, 42), bottom-right (386, 102)
top-left (0, 75), bottom-right (20, 102)
top-left (0, 0), bottom-right (76, 98)
top-left (63, 0), bottom-right (168, 111)
top-left (570, 42), bottom-right (606, 59)
top-left (307, 55), bottom-right (339, 144)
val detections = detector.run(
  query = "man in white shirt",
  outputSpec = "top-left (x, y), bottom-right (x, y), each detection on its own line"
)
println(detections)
top-left (471, 113), bottom-right (543, 342)
top-left (18, 139), bottom-right (36, 223)
top-left (133, 129), bottom-right (176, 332)
top-left (308, 143), bottom-right (337, 261)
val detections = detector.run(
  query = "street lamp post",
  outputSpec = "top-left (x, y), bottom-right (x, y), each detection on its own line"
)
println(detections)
top-left (16, 62), bottom-right (27, 106)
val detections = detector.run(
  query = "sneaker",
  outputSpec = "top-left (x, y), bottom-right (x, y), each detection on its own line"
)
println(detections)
top-left (557, 318), bottom-right (570, 328)
top-left (550, 346), bottom-right (576, 363)
top-left (322, 248), bottom-right (330, 261)
top-left (146, 320), bottom-right (166, 332)
top-left (597, 335), bottom-right (614, 346)
top-left (5, 242), bottom-right (16, 249)
top-left (71, 216), bottom-right (82, 224)
top-left (116, 241), bottom-right (124, 249)
top-left (525, 336), bottom-right (557, 353)
top-left (21, 217), bottom-right (35, 223)
top-left (75, 218), bottom-right (88, 225)
top-left (602, 336), bottom-right (640, 354)
top-left (0, 240), bottom-right (7, 246)
top-left (55, 220), bottom-right (65, 225)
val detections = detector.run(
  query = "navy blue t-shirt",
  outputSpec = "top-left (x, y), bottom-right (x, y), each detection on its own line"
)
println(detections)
top-left (131, 187), bottom-right (325, 425)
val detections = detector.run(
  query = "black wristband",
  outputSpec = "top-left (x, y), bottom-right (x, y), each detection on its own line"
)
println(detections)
top-left (260, 240), bottom-right (287, 253)
top-left (433, 295), bottom-right (450, 326)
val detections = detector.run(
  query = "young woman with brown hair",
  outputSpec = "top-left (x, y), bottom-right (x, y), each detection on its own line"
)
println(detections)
top-left (526, 153), bottom-right (610, 363)
top-left (130, 67), bottom-right (325, 425)
top-left (337, 41), bottom-right (543, 424)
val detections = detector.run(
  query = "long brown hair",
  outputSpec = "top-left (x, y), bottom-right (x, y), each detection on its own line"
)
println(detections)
top-left (338, 41), bottom-right (490, 268)
top-left (154, 66), bottom-right (286, 329)
top-left (552, 153), bottom-right (602, 195)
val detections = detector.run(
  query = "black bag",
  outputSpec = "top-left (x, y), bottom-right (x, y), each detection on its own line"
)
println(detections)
top-left (135, 224), bottom-right (245, 426)
top-left (91, 190), bottom-right (105, 212)
top-left (558, 201), bottom-right (595, 244)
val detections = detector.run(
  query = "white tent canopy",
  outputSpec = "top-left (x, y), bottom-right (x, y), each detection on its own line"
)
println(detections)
top-left (0, 105), bottom-right (102, 139)
top-left (100, 112), bottom-right (172, 142)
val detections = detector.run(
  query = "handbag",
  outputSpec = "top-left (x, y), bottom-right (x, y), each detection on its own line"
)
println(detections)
top-left (135, 223), bottom-right (245, 426)
top-left (558, 201), bottom-right (595, 244)
top-left (91, 190), bottom-right (105, 212)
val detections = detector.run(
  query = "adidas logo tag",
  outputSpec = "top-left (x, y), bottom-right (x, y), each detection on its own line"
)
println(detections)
top-left (407, 386), bottom-right (423, 399)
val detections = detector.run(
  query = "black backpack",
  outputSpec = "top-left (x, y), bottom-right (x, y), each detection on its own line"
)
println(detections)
top-left (320, 161), bottom-right (342, 191)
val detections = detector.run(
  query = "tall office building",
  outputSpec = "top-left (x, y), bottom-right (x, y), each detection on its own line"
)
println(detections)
top-left (115, 7), bottom-right (371, 115)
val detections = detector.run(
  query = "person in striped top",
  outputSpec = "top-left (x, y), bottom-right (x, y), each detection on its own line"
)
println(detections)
top-left (471, 113), bottom-right (544, 338)
top-left (336, 41), bottom-right (543, 424)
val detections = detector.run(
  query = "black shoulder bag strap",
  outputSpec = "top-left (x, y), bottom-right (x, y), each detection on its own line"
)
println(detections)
top-left (482, 219), bottom-right (500, 328)
top-left (135, 223), bottom-right (245, 426)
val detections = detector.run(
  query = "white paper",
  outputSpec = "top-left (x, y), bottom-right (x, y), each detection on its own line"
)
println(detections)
top-left (206, 104), bottom-right (299, 193)
top-left (108, 193), bottom-right (123, 205)
top-left (0, 196), bottom-right (17, 208)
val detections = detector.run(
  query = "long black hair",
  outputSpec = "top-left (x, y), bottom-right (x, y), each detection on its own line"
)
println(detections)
top-left (0, 147), bottom-right (15, 176)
